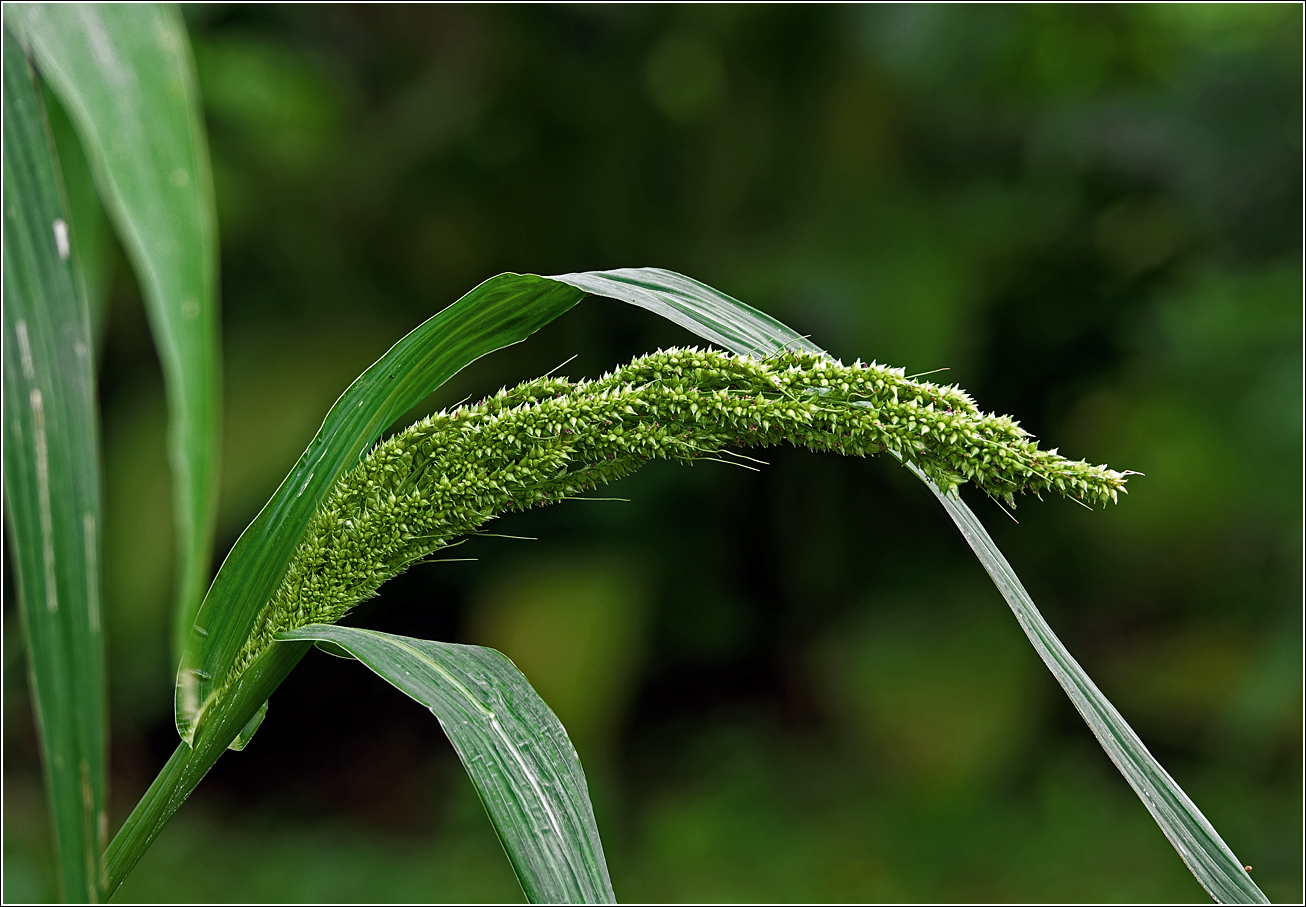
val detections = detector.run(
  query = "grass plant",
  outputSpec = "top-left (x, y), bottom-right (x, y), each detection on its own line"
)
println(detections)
top-left (1, 6), bottom-right (1272, 904)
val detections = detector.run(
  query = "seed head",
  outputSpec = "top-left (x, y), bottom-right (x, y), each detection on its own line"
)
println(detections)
top-left (219, 347), bottom-right (1130, 700)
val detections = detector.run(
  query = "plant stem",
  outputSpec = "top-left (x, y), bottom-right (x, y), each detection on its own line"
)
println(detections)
top-left (102, 743), bottom-right (190, 897)
top-left (103, 640), bottom-right (311, 897)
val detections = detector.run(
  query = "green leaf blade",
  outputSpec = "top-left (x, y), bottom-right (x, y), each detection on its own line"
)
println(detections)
top-left (552, 267), bottom-right (824, 358)
top-left (9, 2), bottom-right (222, 663)
top-left (1, 27), bottom-right (107, 902)
top-left (277, 624), bottom-right (616, 905)
top-left (915, 467), bottom-right (1270, 905)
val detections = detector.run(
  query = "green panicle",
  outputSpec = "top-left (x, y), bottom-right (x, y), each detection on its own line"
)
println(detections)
top-left (218, 347), bottom-right (1130, 699)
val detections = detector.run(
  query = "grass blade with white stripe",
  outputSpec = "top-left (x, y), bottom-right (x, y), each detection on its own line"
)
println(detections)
top-left (2, 27), bottom-right (107, 901)
top-left (8, 2), bottom-right (222, 664)
top-left (277, 624), bottom-right (615, 905)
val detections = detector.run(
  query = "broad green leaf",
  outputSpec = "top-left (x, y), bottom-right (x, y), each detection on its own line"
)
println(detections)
top-left (8, 2), bottom-right (222, 664)
top-left (2, 27), bottom-right (107, 902)
top-left (277, 624), bottom-right (616, 905)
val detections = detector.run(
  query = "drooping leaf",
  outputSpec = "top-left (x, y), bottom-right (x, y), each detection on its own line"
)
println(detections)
top-left (572, 272), bottom-right (1267, 904)
top-left (1, 26), bottom-right (107, 902)
top-left (910, 463), bottom-right (1269, 905)
top-left (8, 3), bottom-right (222, 664)
top-left (277, 624), bottom-right (615, 905)
top-left (581, 272), bottom-right (1267, 904)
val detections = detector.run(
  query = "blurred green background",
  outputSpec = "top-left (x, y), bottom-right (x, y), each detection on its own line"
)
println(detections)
top-left (4, 4), bottom-right (1301, 902)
